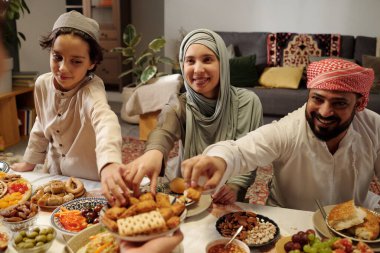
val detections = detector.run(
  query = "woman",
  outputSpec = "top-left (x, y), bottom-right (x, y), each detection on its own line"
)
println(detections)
top-left (118, 29), bottom-right (263, 205)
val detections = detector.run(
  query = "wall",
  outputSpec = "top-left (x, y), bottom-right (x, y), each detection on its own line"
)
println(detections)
top-left (164, 0), bottom-right (380, 62)
top-left (18, 0), bottom-right (66, 74)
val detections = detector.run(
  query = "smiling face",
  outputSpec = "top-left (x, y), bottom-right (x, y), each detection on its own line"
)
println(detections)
top-left (183, 44), bottom-right (220, 99)
top-left (305, 89), bottom-right (362, 141)
top-left (50, 34), bottom-right (95, 91)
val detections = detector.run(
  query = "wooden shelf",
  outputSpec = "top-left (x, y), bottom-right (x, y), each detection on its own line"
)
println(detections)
top-left (0, 86), bottom-right (34, 148)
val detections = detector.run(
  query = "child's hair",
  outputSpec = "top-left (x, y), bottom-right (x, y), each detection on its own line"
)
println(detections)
top-left (39, 27), bottom-right (103, 73)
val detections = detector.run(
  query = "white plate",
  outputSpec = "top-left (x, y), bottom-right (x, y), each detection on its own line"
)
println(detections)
top-left (100, 204), bottom-right (187, 242)
top-left (186, 194), bottom-right (212, 217)
top-left (313, 205), bottom-right (380, 243)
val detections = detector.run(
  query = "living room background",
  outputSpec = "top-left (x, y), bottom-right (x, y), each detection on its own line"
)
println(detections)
top-left (17, 0), bottom-right (380, 77)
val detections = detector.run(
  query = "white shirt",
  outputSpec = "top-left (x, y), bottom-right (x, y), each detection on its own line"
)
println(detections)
top-left (23, 73), bottom-right (122, 181)
top-left (204, 104), bottom-right (380, 211)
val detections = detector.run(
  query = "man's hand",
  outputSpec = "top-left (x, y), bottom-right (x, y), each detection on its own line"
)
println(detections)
top-left (181, 155), bottom-right (227, 190)
top-left (212, 184), bottom-right (239, 205)
top-left (101, 163), bottom-right (129, 206)
top-left (120, 229), bottom-right (183, 253)
top-left (11, 162), bottom-right (35, 172)
top-left (123, 150), bottom-right (163, 196)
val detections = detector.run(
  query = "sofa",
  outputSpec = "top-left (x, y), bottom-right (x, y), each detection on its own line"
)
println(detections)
top-left (216, 31), bottom-right (380, 122)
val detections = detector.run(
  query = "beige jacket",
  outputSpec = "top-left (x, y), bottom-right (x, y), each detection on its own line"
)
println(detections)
top-left (23, 73), bottom-right (122, 181)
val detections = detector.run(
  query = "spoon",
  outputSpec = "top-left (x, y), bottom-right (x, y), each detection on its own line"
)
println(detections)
top-left (224, 225), bottom-right (243, 249)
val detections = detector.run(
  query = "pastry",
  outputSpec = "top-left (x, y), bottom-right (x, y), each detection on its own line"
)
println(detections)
top-left (327, 200), bottom-right (366, 231)
top-left (169, 177), bottom-right (186, 194)
top-left (349, 208), bottom-right (380, 240)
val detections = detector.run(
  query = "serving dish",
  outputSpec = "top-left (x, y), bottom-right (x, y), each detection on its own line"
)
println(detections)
top-left (67, 223), bottom-right (184, 253)
top-left (50, 197), bottom-right (108, 236)
top-left (186, 194), bottom-right (212, 217)
top-left (216, 212), bottom-right (280, 247)
top-left (274, 236), bottom-right (291, 253)
top-left (315, 204), bottom-right (380, 243)
top-left (11, 225), bottom-right (56, 253)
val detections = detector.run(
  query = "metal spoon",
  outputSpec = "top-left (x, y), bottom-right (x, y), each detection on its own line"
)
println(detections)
top-left (224, 225), bottom-right (243, 249)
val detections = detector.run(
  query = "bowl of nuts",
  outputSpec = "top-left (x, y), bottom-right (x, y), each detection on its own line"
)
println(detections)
top-left (11, 225), bottom-right (56, 253)
top-left (1, 201), bottom-right (39, 232)
top-left (215, 211), bottom-right (280, 247)
top-left (206, 238), bottom-right (250, 253)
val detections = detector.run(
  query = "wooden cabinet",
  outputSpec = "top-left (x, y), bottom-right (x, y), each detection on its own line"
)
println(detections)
top-left (0, 87), bottom-right (34, 148)
top-left (66, 0), bottom-right (131, 91)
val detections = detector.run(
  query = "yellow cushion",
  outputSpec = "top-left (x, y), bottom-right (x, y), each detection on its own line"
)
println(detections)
top-left (258, 67), bottom-right (304, 89)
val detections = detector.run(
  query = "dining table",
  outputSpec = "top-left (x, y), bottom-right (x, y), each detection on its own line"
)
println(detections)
top-left (1, 170), bottom-right (317, 253)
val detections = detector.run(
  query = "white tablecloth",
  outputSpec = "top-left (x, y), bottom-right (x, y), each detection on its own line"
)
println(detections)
top-left (2, 172), bottom-right (315, 253)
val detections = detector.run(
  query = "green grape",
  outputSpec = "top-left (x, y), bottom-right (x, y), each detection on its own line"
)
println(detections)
top-left (303, 244), bottom-right (311, 253)
top-left (309, 247), bottom-right (317, 253)
top-left (307, 233), bottom-right (316, 243)
top-left (319, 247), bottom-right (332, 253)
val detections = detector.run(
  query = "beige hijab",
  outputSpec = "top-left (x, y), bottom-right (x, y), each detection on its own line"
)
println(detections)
top-left (179, 29), bottom-right (256, 159)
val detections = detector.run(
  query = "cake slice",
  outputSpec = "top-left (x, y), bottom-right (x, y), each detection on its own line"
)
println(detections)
top-left (327, 200), bottom-right (366, 231)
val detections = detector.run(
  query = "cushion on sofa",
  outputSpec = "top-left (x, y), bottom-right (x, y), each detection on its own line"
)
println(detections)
top-left (259, 66), bottom-right (304, 89)
top-left (339, 35), bottom-right (355, 59)
top-left (362, 55), bottom-right (380, 93)
top-left (309, 56), bottom-right (356, 63)
top-left (226, 44), bottom-right (235, 59)
top-left (229, 55), bottom-right (258, 87)
top-left (354, 36), bottom-right (377, 65)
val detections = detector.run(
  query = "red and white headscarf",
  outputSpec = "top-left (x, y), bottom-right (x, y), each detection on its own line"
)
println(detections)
top-left (307, 58), bottom-right (374, 111)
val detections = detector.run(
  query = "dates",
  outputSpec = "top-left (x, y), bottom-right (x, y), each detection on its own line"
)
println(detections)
top-left (80, 204), bottom-right (103, 224)
top-left (0, 201), bottom-right (38, 222)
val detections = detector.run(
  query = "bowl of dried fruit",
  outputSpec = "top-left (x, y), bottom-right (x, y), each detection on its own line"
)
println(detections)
top-left (0, 201), bottom-right (39, 232)
top-left (215, 211), bottom-right (280, 247)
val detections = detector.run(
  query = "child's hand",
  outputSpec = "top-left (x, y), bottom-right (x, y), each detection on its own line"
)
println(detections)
top-left (11, 162), bottom-right (35, 172)
top-left (101, 163), bottom-right (129, 206)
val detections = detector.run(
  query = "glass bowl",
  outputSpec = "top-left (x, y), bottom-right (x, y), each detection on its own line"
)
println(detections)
top-left (1, 211), bottom-right (39, 232)
top-left (206, 238), bottom-right (250, 253)
top-left (11, 225), bottom-right (56, 253)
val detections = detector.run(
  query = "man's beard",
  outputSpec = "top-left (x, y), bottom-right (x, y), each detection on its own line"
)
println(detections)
top-left (306, 109), bottom-right (355, 141)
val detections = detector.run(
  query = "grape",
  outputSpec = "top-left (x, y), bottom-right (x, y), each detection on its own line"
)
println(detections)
top-left (299, 233), bottom-right (309, 246)
top-left (284, 241), bottom-right (294, 252)
top-left (303, 244), bottom-right (311, 253)
top-left (292, 234), bottom-right (301, 244)
top-left (293, 242), bottom-right (301, 251)
top-left (306, 229), bottom-right (316, 235)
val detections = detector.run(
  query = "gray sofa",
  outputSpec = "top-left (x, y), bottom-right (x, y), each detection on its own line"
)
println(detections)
top-left (217, 31), bottom-right (380, 122)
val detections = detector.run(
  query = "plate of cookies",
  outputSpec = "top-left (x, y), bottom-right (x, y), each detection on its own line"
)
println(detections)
top-left (324, 200), bottom-right (380, 243)
top-left (31, 177), bottom-right (87, 210)
top-left (100, 192), bottom-right (186, 242)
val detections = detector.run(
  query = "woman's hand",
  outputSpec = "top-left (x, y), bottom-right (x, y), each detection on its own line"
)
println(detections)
top-left (11, 162), bottom-right (35, 172)
top-left (123, 150), bottom-right (163, 196)
top-left (101, 163), bottom-right (129, 206)
top-left (212, 184), bottom-right (239, 205)
top-left (120, 229), bottom-right (183, 253)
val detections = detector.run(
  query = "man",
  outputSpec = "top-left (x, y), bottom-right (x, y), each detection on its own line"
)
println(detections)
top-left (182, 58), bottom-right (380, 211)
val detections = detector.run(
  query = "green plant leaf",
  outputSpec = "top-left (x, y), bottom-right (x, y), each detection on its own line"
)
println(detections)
top-left (118, 69), bottom-right (136, 79)
top-left (131, 35), bottom-right (142, 48)
top-left (135, 52), bottom-right (152, 66)
top-left (122, 57), bottom-right (133, 65)
top-left (123, 24), bottom-right (137, 46)
top-left (140, 66), bottom-right (157, 83)
top-left (158, 56), bottom-right (175, 66)
top-left (149, 38), bottom-right (166, 52)
top-left (122, 47), bottom-right (135, 57)
top-left (156, 72), bottom-right (168, 77)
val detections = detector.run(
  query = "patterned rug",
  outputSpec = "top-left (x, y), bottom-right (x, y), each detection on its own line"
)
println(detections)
top-left (267, 33), bottom-right (341, 67)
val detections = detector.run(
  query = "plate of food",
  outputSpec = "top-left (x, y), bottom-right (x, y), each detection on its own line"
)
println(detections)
top-left (324, 200), bottom-right (380, 243)
top-left (216, 211), bottom-right (280, 247)
top-left (50, 197), bottom-right (107, 236)
top-left (100, 192), bottom-right (186, 242)
top-left (0, 172), bottom-right (32, 211)
top-left (31, 177), bottom-right (87, 210)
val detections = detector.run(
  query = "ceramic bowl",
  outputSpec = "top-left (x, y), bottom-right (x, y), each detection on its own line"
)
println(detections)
top-left (11, 225), bottom-right (56, 253)
top-left (50, 197), bottom-right (108, 236)
top-left (206, 238), bottom-right (250, 253)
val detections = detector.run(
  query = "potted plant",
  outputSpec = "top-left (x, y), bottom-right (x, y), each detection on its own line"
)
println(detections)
top-left (112, 24), bottom-right (175, 124)
top-left (112, 24), bottom-right (175, 88)
top-left (0, 0), bottom-right (30, 93)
